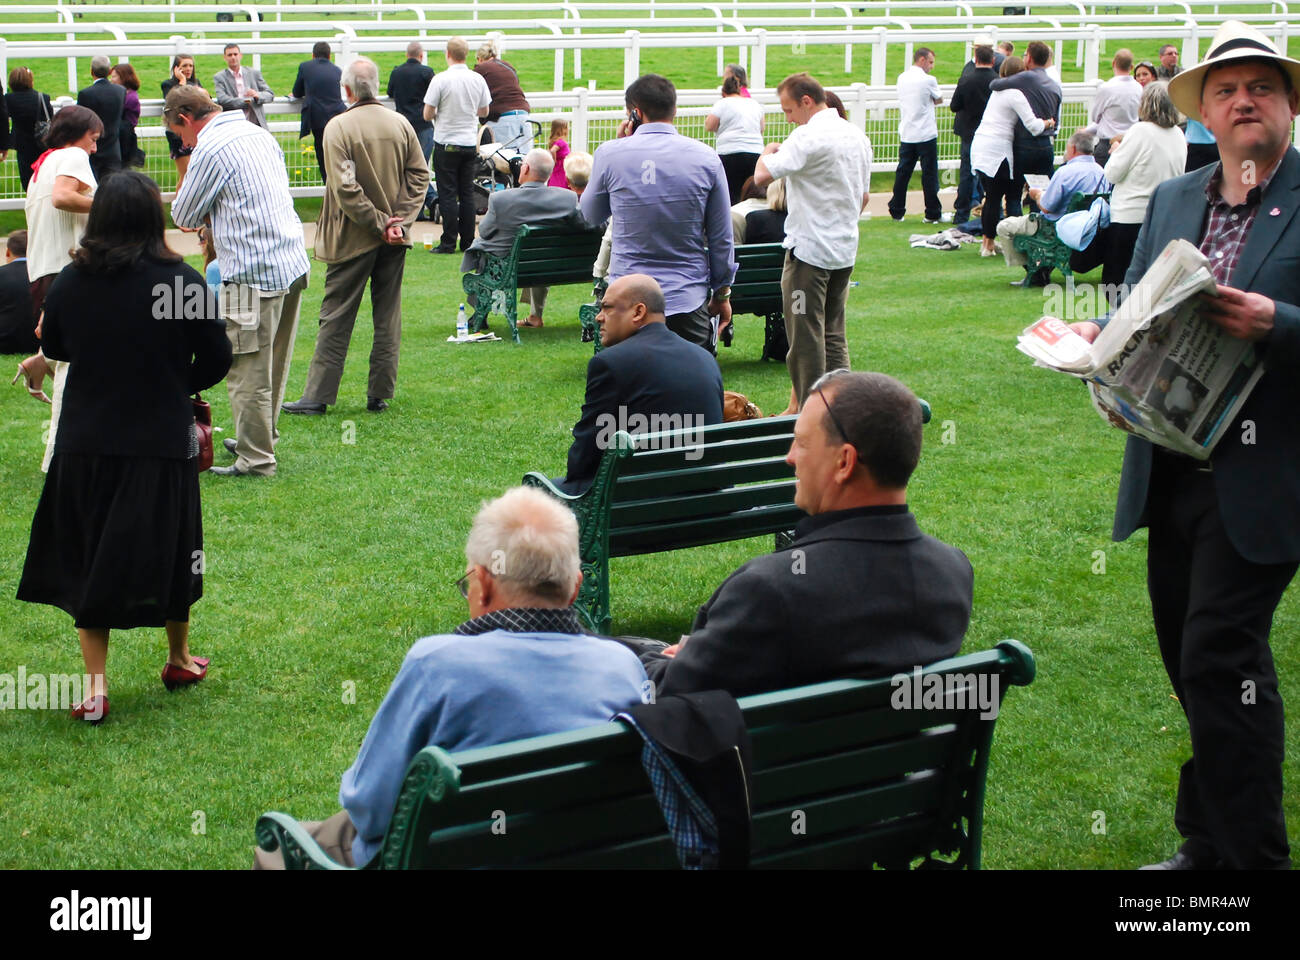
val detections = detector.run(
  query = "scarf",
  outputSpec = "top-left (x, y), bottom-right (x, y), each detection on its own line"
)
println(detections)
top-left (454, 607), bottom-right (585, 637)
top-left (29, 148), bottom-right (56, 184)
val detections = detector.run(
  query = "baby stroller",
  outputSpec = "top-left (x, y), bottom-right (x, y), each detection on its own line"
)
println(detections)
top-left (428, 119), bottom-right (542, 222)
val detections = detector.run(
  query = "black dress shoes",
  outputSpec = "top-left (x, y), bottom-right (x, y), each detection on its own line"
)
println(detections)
top-left (223, 437), bottom-right (238, 456)
top-left (282, 398), bottom-right (327, 415)
top-left (433, 244), bottom-right (457, 254)
top-left (209, 464), bottom-right (249, 477)
top-left (367, 397), bottom-right (389, 412)
top-left (1139, 848), bottom-right (1222, 870)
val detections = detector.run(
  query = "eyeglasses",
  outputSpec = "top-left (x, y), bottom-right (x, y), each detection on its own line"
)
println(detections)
top-left (454, 570), bottom-right (472, 598)
top-left (815, 385), bottom-right (853, 449)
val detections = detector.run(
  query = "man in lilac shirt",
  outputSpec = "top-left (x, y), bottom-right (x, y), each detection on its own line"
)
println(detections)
top-left (581, 74), bottom-right (735, 355)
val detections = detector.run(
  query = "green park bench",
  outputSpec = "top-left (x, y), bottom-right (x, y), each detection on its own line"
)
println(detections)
top-left (462, 222), bottom-right (605, 343)
top-left (255, 639), bottom-right (1036, 869)
top-left (522, 402), bottom-right (930, 635)
top-left (578, 242), bottom-right (789, 361)
top-left (1012, 190), bottom-right (1111, 285)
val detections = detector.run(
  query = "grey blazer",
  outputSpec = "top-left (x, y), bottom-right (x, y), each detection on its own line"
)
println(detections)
top-left (1106, 146), bottom-right (1300, 564)
top-left (460, 181), bottom-right (587, 271)
top-left (213, 66), bottom-right (273, 129)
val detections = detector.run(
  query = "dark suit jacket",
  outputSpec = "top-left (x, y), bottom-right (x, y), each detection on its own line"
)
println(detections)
top-left (0, 259), bottom-right (37, 354)
top-left (950, 66), bottom-right (996, 140)
top-left (460, 180), bottom-right (586, 271)
top-left (292, 57), bottom-right (345, 138)
top-left (5, 89), bottom-right (52, 170)
top-left (77, 78), bottom-right (125, 166)
top-left (642, 506), bottom-right (974, 698)
top-left (561, 321), bottom-right (723, 494)
top-left (989, 67), bottom-right (1061, 150)
top-left (1106, 147), bottom-right (1300, 565)
top-left (386, 58), bottom-right (434, 134)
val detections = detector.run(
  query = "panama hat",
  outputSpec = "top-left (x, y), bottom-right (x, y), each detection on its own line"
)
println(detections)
top-left (972, 34), bottom-right (996, 48)
top-left (1168, 20), bottom-right (1300, 122)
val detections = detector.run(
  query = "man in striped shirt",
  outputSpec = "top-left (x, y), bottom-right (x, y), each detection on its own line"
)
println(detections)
top-left (166, 85), bottom-right (311, 478)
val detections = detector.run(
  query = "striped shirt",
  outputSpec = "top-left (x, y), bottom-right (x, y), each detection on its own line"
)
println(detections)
top-left (171, 111), bottom-right (310, 292)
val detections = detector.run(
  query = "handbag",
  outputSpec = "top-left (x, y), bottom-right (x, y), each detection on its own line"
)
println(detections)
top-left (192, 394), bottom-right (214, 472)
top-left (33, 94), bottom-right (51, 144)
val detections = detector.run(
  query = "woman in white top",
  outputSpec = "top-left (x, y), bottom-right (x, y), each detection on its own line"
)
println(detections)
top-left (11, 104), bottom-right (100, 470)
top-left (706, 71), bottom-right (765, 204)
top-left (1093, 80), bottom-right (1185, 287)
top-left (971, 57), bottom-right (1055, 255)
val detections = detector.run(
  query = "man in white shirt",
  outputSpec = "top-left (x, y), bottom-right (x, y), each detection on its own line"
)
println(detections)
top-left (1088, 48), bottom-right (1142, 165)
top-left (754, 72), bottom-right (872, 414)
top-left (167, 84), bottom-right (311, 478)
top-left (423, 36), bottom-right (490, 254)
top-left (889, 48), bottom-right (943, 223)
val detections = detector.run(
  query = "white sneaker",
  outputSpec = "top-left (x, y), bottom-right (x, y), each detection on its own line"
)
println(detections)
top-left (980, 246), bottom-right (997, 258)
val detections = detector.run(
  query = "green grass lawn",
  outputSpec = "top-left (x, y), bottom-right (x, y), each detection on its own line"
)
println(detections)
top-left (1, 219), bottom-right (1296, 869)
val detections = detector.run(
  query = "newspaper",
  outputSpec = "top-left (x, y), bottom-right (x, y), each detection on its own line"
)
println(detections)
top-left (1016, 238), bottom-right (1265, 459)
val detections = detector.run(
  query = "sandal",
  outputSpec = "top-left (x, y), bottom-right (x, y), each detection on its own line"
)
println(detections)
top-left (11, 353), bottom-right (52, 404)
top-left (519, 316), bottom-right (544, 328)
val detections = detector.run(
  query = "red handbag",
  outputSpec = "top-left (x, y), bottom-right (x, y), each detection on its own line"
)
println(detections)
top-left (193, 394), bottom-right (214, 472)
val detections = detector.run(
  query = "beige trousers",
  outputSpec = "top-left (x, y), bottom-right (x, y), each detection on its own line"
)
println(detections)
top-left (996, 215), bottom-right (1038, 268)
top-left (223, 274), bottom-right (307, 476)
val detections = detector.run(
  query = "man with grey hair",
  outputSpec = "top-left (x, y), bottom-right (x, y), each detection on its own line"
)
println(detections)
top-left (994, 127), bottom-right (1109, 282)
top-left (459, 146), bottom-right (588, 326)
top-left (641, 370), bottom-right (972, 699)
top-left (253, 485), bottom-right (650, 869)
top-left (77, 55), bottom-right (125, 180)
top-left (282, 56), bottom-right (429, 416)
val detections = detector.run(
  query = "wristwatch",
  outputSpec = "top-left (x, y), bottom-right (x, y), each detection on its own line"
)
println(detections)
top-left (713, 287), bottom-right (732, 302)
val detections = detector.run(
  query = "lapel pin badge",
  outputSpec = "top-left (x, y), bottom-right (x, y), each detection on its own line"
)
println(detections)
top-left (1270, 207), bottom-right (1282, 216)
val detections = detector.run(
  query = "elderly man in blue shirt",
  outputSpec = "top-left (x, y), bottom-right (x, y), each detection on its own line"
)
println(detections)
top-left (581, 73), bottom-right (736, 355)
top-left (995, 127), bottom-right (1110, 283)
top-left (253, 485), bottom-right (651, 869)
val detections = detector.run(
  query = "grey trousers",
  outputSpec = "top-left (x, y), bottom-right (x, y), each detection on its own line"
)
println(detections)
top-left (520, 286), bottom-right (549, 315)
top-left (666, 300), bottom-right (716, 355)
top-left (224, 274), bottom-right (308, 476)
top-left (781, 251), bottom-right (851, 406)
top-left (253, 809), bottom-right (358, 869)
top-left (302, 244), bottom-right (407, 406)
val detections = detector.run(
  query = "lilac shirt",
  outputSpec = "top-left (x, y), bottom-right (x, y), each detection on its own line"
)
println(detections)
top-left (581, 122), bottom-right (736, 315)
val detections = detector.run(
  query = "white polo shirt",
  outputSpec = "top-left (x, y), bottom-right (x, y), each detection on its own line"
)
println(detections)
top-left (422, 63), bottom-right (491, 147)
top-left (896, 64), bottom-right (941, 143)
top-left (761, 107), bottom-right (872, 270)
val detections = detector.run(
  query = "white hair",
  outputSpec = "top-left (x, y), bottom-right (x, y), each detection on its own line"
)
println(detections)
top-left (465, 487), bottom-right (580, 604)
top-left (341, 57), bottom-right (380, 101)
top-left (524, 147), bottom-right (555, 182)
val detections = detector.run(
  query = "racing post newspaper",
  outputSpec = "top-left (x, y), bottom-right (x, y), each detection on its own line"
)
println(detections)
top-left (1015, 238), bottom-right (1265, 459)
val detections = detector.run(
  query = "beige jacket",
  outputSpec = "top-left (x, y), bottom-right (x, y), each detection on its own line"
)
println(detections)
top-left (314, 100), bottom-right (430, 264)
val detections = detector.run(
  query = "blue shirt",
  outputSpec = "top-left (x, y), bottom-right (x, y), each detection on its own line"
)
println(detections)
top-left (1039, 154), bottom-right (1110, 222)
top-left (1185, 119), bottom-right (1216, 145)
top-left (581, 122), bottom-right (736, 314)
top-left (339, 627), bottom-right (650, 866)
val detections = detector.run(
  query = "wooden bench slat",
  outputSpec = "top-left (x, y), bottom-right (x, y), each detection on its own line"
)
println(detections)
top-left (616, 435), bottom-right (794, 474)
top-left (613, 461), bottom-right (793, 503)
top-left (751, 815), bottom-right (939, 869)
top-left (610, 478), bottom-right (796, 527)
top-left (610, 503), bottom-right (804, 556)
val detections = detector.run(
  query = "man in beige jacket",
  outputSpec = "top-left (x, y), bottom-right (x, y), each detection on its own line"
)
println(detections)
top-left (283, 57), bottom-right (429, 415)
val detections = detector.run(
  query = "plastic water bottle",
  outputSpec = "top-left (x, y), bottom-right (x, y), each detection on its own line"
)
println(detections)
top-left (456, 303), bottom-right (469, 339)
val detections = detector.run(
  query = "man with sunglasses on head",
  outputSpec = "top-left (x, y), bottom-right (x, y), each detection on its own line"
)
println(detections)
top-left (641, 371), bottom-right (973, 699)
top-left (254, 485), bottom-right (649, 869)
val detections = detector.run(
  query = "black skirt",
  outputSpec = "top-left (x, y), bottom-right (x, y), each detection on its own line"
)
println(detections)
top-left (17, 453), bottom-right (204, 629)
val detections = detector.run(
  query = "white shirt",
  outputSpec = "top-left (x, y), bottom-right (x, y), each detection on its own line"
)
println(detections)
top-left (24, 147), bottom-right (96, 281)
top-left (1090, 74), bottom-right (1141, 139)
top-left (422, 63), bottom-right (490, 147)
top-left (171, 111), bottom-right (310, 292)
top-left (232, 66), bottom-right (246, 97)
top-left (1103, 121), bottom-right (1187, 223)
top-left (762, 107), bottom-right (872, 270)
top-left (710, 96), bottom-right (764, 154)
top-left (970, 88), bottom-right (1048, 179)
top-left (896, 64), bottom-right (941, 143)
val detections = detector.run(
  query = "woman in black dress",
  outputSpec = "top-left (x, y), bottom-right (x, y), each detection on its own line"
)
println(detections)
top-left (16, 171), bottom-right (232, 724)
top-left (160, 55), bottom-right (203, 189)
top-left (5, 67), bottom-right (51, 191)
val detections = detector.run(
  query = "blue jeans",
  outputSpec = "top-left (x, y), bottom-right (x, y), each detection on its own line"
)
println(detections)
top-left (484, 113), bottom-right (533, 153)
top-left (955, 137), bottom-right (983, 225)
top-left (417, 127), bottom-right (437, 213)
top-left (888, 138), bottom-right (941, 221)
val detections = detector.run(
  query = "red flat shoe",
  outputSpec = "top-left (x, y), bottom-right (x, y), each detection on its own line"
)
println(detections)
top-left (162, 656), bottom-right (209, 691)
top-left (71, 695), bottom-right (110, 725)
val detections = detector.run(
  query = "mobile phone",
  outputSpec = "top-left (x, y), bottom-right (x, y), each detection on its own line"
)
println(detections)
top-left (628, 108), bottom-right (643, 132)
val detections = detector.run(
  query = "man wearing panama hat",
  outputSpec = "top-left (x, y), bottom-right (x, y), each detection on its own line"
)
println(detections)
top-left (1071, 20), bottom-right (1300, 870)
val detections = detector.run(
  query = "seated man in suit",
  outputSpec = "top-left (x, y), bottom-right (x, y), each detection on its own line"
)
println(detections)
top-left (213, 43), bottom-right (274, 129)
top-left (253, 485), bottom-right (651, 869)
top-left (0, 231), bottom-right (38, 355)
top-left (641, 370), bottom-right (973, 698)
top-left (558, 274), bottom-right (724, 495)
top-left (76, 55), bottom-right (124, 181)
top-left (461, 147), bottom-right (589, 327)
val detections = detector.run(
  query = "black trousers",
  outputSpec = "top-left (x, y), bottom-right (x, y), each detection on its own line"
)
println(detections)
top-left (978, 161), bottom-right (1018, 239)
top-left (889, 138), bottom-right (941, 220)
top-left (433, 143), bottom-right (479, 251)
top-left (1069, 220), bottom-right (1143, 301)
top-left (1186, 142), bottom-right (1221, 172)
top-left (1013, 140), bottom-right (1054, 213)
top-left (313, 135), bottom-right (328, 184)
top-left (666, 300), bottom-right (715, 355)
top-left (1145, 454), bottom-right (1296, 869)
top-left (720, 152), bottom-right (760, 205)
